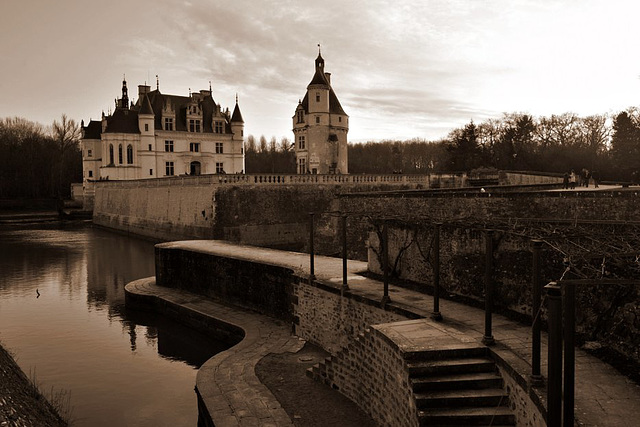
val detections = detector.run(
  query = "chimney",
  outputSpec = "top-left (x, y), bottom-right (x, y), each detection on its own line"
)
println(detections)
top-left (324, 72), bottom-right (331, 84)
top-left (138, 85), bottom-right (150, 99)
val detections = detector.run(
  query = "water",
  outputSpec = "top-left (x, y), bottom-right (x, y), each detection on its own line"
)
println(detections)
top-left (0, 224), bottom-right (229, 426)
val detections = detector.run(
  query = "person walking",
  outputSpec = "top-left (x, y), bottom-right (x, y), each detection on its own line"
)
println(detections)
top-left (591, 170), bottom-right (600, 188)
top-left (563, 172), bottom-right (569, 189)
top-left (570, 170), bottom-right (577, 189)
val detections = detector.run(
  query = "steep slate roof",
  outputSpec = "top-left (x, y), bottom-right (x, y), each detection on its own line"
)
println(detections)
top-left (104, 83), bottom-right (239, 135)
top-left (231, 102), bottom-right (244, 123)
top-left (139, 94), bottom-right (154, 115)
top-left (82, 120), bottom-right (102, 139)
top-left (300, 88), bottom-right (347, 116)
top-left (301, 53), bottom-right (348, 117)
top-left (105, 108), bottom-right (139, 133)
top-left (134, 89), bottom-right (231, 133)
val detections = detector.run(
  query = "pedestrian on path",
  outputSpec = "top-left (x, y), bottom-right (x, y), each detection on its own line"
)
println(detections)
top-left (570, 170), bottom-right (577, 189)
top-left (563, 172), bottom-right (569, 189)
top-left (591, 170), bottom-right (600, 188)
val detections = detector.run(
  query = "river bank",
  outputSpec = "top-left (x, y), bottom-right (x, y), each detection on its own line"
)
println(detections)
top-left (0, 343), bottom-right (67, 426)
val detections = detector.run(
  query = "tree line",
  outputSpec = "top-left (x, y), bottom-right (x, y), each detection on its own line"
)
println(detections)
top-left (350, 110), bottom-right (640, 181)
top-left (244, 109), bottom-right (640, 181)
top-left (0, 115), bottom-right (81, 200)
top-left (3, 105), bottom-right (640, 201)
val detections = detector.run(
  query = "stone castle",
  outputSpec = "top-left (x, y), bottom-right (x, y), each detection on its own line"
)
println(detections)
top-left (293, 49), bottom-right (349, 174)
top-left (81, 49), bottom-right (349, 184)
top-left (81, 78), bottom-right (245, 184)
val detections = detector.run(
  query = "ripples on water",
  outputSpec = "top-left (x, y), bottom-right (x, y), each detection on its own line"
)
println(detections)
top-left (0, 224), bottom-right (229, 426)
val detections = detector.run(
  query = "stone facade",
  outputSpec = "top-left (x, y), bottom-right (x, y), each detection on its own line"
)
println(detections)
top-left (293, 50), bottom-right (349, 174)
top-left (81, 78), bottom-right (244, 189)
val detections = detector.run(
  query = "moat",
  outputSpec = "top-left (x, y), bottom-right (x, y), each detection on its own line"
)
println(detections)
top-left (0, 224), bottom-right (229, 426)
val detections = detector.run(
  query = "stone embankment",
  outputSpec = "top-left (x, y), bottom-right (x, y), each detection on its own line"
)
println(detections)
top-left (129, 240), bottom-right (640, 426)
top-left (0, 344), bottom-right (67, 426)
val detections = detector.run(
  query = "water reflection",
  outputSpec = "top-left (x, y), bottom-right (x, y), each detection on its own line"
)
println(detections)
top-left (0, 224), bottom-right (229, 427)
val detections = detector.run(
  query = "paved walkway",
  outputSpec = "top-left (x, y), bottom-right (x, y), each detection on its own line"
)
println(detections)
top-left (129, 240), bottom-right (640, 426)
top-left (127, 277), bottom-right (304, 427)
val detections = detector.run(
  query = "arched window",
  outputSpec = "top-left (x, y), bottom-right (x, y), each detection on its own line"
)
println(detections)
top-left (118, 144), bottom-right (123, 164)
top-left (126, 145), bottom-right (133, 164)
top-left (190, 161), bottom-right (201, 176)
top-left (109, 144), bottom-right (114, 165)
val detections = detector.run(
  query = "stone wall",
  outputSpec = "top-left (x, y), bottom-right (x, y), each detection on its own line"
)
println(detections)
top-left (314, 326), bottom-right (418, 427)
top-left (353, 190), bottom-right (640, 368)
top-left (293, 281), bottom-right (407, 354)
top-left (155, 244), bottom-right (295, 322)
top-left (92, 173), bottom-right (444, 243)
top-left (152, 242), bottom-right (548, 426)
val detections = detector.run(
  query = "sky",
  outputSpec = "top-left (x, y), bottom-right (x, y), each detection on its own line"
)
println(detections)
top-left (2, 0), bottom-right (640, 142)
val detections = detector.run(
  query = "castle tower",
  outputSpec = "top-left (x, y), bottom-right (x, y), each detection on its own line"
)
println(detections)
top-left (293, 48), bottom-right (349, 174)
top-left (230, 95), bottom-right (245, 173)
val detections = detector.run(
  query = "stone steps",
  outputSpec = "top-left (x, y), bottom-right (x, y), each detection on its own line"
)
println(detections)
top-left (418, 406), bottom-right (515, 426)
top-left (409, 350), bottom-right (515, 426)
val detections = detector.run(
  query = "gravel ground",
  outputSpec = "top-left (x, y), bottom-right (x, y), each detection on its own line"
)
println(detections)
top-left (255, 342), bottom-right (376, 427)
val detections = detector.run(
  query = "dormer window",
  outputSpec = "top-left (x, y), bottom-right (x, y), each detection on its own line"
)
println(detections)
top-left (297, 110), bottom-right (304, 123)
top-left (214, 121), bottom-right (223, 134)
top-left (164, 118), bottom-right (174, 131)
top-left (189, 119), bottom-right (201, 132)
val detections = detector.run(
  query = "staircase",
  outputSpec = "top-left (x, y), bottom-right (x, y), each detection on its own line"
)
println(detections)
top-left (408, 347), bottom-right (515, 426)
top-left (305, 330), bottom-right (516, 427)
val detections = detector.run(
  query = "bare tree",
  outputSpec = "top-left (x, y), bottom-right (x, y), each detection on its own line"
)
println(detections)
top-left (51, 114), bottom-right (80, 208)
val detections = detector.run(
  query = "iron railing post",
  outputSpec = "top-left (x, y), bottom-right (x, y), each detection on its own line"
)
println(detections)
top-left (309, 212), bottom-right (315, 282)
top-left (563, 281), bottom-right (576, 427)
top-left (381, 221), bottom-right (390, 305)
top-left (546, 282), bottom-right (563, 427)
top-left (531, 239), bottom-right (544, 385)
top-left (432, 223), bottom-right (442, 321)
top-left (482, 229), bottom-right (495, 345)
top-left (341, 214), bottom-right (349, 291)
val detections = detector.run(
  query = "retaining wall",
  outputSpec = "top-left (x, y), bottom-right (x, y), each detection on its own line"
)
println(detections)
top-left (356, 191), bottom-right (640, 369)
top-left (153, 242), bottom-right (544, 426)
top-left (92, 173), bottom-right (459, 243)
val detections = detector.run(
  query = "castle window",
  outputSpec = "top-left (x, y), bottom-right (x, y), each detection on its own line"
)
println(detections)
top-left (87, 149), bottom-right (92, 157)
top-left (190, 142), bottom-right (200, 152)
top-left (144, 123), bottom-right (149, 132)
top-left (190, 161), bottom-right (201, 175)
top-left (109, 144), bottom-right (114, 165)
top-left (214, 121), bottom-right (223, 133)
top-left (216, 162), bottom-right (225, 174)
top-left (118, 144), bottom-right (123, 164)
top-left (165, 140), bottom-right (174, 152)
top-left (88, 170), bottom-right (93, 178)
top-left (315, 116), bottom-right (320, 124)
top-left (297, 110), bottom-right (304, 123)
top-left (215, 142), bottom-right (224, 154)
top-left (126, 145), bottom-right (133, 164)
top-left (164, 118), bottom-right (174, 131)
top-left (165, 161), bottom-right (174, 176)
top-left (339, 116), bottom-right (342, 122)
top-left (298, 136), bottom-right (305, 150)
top-left (189, 119), bottom-right (201, 132)
top-left (150, 169), bottom-right (153, 176)
top-left (148, 144), bottom-right (152, 151)
top-left (316, 92), bottom-right (320, 102)
top-left (298, 158), bottom-right (307, 174)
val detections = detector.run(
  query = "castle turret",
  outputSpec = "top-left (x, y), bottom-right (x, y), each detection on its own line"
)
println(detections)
top-left (118, 77), bottom-right (129, 109)
top-left (230, 95), bottom-right (245, 173)
top-left (293, 47), bottom-right (349, 174)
